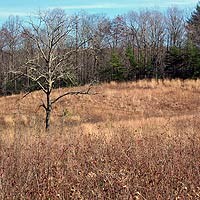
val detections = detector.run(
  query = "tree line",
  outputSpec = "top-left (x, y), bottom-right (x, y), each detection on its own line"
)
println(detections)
top-left (0, 5), bottom-right (200, 95)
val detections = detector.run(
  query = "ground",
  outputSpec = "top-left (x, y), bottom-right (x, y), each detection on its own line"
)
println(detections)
top-left (0, 79), bottom-right (200, 199)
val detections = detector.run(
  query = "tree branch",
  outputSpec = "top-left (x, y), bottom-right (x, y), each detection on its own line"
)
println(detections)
top-left (51, 85), bottom-right (92, 105)
top-left (10, 70), bottom-right (48, 94)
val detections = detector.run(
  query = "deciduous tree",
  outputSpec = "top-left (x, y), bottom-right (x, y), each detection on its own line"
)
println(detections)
top-left (13, 9), bottom-right (92, 130)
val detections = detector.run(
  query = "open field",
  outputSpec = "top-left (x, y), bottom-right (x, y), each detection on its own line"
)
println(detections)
top-left (0, 79), bottom-right (200, 199)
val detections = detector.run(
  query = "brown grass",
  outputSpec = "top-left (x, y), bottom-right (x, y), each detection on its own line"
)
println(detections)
top-left (0, 79), bottom-right (200, 199)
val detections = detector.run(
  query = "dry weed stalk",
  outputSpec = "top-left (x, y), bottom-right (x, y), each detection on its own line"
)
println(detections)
top-left (0, 79), bottom-right (199, 199)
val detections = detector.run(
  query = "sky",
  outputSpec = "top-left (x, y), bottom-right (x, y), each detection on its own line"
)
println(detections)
top-left (0, 0), bottom-right (198, 22)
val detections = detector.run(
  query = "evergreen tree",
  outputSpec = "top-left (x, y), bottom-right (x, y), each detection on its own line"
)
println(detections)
top-left (165, 46), bottom-right (185, 78)
top-left (187, 2), bottom-right (200, 47)
top-left (186, 2), bottom-right (200, 78)
top-left (125, 45), bottom-right (138, 79)
top-left (184, 41), bottom-right (200, 78)
top-left (165, 43), bottom-right (200, 79)
top-left (126, 45), bottom-right (137, 67)
top-left (110, 52), bottom-right (126, 81)
top-left (98, 52), bottom-right (126, 82)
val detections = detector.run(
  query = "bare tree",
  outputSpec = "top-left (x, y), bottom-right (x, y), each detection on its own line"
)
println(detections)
top-left (126, 11), bottom-right (141, 65)
top-left (147, 11), bottom-right (166, 78)
top-left (2, 16), bottom-right (23, 92)
top-left (13, 9), bottom-right (92, 130)
top-left (110, 16), bottom-right (127, 49)
top-left (126, 10), bottom-right (166, 78)
top-left (166, 7), bottom-right (186, 48)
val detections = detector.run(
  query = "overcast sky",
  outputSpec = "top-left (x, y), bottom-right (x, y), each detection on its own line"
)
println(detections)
top-left (0, 0), bottom-right (198, 20)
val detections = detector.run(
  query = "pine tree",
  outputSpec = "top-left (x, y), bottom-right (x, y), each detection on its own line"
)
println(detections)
top-left (184, 41), bottom-right (200, 78)
top-left (165, 46), bottom-right (185, 78)
top-left (187, 2), bottom-right (200, 47)
top-left (125, 45), bottom-right (138, 80)
top-left (186, 2), bottom-right (200, 78)
top-left (110, 52), bottom-right (126, 81)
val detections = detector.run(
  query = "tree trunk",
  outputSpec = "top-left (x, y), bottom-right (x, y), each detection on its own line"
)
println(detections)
top-left (45, 92), bottom-right (51, 130)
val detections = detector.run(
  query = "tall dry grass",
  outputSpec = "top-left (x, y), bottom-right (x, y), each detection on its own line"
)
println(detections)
top-left (0, 79), bottom-right (200, 199)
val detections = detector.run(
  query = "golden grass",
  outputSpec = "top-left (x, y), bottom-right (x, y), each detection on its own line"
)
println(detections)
top-left (0, 79), bottom-right (200, 199)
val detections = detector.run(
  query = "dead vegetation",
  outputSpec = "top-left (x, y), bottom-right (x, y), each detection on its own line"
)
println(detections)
top-left (0, 79), bottom-right (200, 199)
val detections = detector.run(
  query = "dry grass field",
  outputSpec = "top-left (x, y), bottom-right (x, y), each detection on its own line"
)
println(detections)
top-left (0, 79), bottom-right (200, 199)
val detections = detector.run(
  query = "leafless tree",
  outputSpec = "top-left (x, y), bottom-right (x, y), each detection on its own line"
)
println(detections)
top-left (13, 9), bottom-right (92, 130)
top-left (110, 16), bottom-right (127, 49)
top-left (2, 16), bottom-right (23, 91)
top-left (166, 7), bottom-right (186, 48)
top-left (147, 11), bottom-right (166, 78)
top-left (126, 11), bottom-right (141, 64)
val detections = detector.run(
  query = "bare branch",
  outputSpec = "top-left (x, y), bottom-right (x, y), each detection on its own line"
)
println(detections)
top-left (10, 70), bottom-right (48, 93)
top-left (51, 85), bottom-right (92, 105)
top-left (22, 90), bottom-right (33, 99)
top-left (40, 100), bottom-right (47, 110)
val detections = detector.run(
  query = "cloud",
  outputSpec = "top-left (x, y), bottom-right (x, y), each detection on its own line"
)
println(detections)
top-left (0, 10), bottom-right (30, 17)
top-left (49, 3), bottom-right (135, 10)
top-left (48, 1), bottom-right (198, 11)
top-left (169, 0), bottom-right (198, 5)
top-left (0, 0), bottom-right (197, 19)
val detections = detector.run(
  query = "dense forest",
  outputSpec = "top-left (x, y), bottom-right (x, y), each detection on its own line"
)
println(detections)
top-left (0, 4), bottom-right (200, 95)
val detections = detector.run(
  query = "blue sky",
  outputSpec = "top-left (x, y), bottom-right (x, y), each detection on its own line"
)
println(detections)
top-left (0, 0), bottom-right (198, 21)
